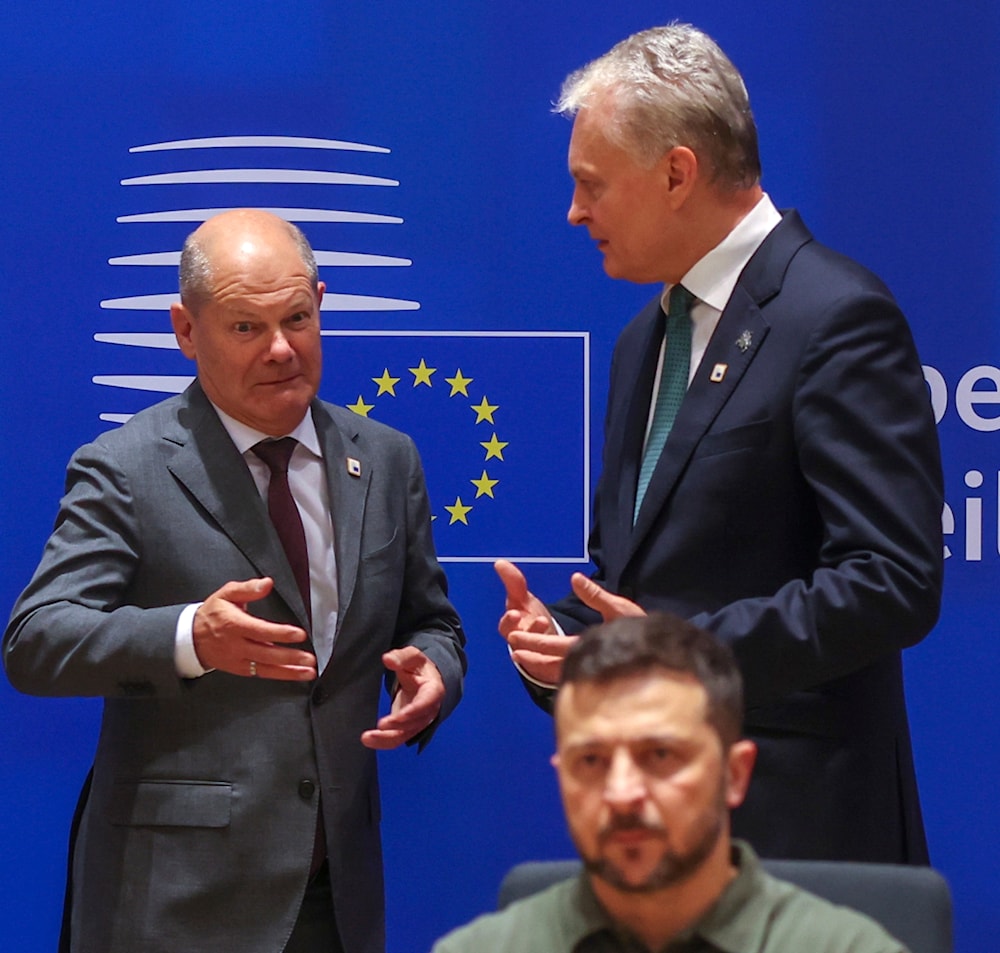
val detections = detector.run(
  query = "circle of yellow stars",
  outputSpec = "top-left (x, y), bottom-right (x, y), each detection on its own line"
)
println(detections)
top-left (346, 358), bottom-right (509, 525)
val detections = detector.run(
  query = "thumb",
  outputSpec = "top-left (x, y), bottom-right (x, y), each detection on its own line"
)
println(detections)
top-left (382, 646), bottom-right (425, 674)
top-left (217, 577), bottom-right (275, 606)
top-left (570, 573), bottom-right (645, 621)
top-left (495, 559), bottom-right (529, 607)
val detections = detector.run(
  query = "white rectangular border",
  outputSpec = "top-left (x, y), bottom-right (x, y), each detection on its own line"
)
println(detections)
top-left (321, 329), bottom-right (590, 564)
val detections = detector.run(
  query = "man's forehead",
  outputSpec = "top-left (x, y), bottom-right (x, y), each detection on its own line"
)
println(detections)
top-left (197, 212), bottom-right (303, 269)
top-left (556, 672), bottom-right (710, 743)
top-left (568, 107), bottom-right (605, 155)
top-left (201, 236), bottom-right (314, 303)
top-left (561, 729), bottom-right (689, 757)
top-left (209, 280), bottom-right (317, 313)
top-left (567, 108), bottom-right (639, 176)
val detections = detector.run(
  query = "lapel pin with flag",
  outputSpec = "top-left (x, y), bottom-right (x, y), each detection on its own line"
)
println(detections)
top-left (347, 457), bottom-right (362, 477)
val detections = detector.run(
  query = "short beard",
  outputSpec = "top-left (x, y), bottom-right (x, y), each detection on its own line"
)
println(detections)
top-left (580, 807), bottom-right (724, 894)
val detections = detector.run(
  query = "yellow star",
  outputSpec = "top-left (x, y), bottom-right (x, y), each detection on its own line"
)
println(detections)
top-left (471, 470), bottom-right (499, 499)
top-left (346, 395), bottom-right (375, 417)
top-left (445, 368), bottom-right (473, 397)
top-left (444, 496), bottom-right (473, 525)
top-left (373, 368), bottom-right (400, 396)
top-left (471, 395), bottom-right (499, 424)
top-left (409, 358), bottom-right (437, 387)
top-left (481, 433), bottom-right (508, 461)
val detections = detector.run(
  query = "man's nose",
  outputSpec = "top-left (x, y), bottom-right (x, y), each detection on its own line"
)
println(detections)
top-left (603, 749), bottom-right (647, 806)
top-left (267, 330), bottom-right (294, 360)
top-left (567, 189), bottom-right (588, 226)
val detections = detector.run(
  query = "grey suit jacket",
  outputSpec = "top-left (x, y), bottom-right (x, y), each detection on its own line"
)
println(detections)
top-left (4, 381), bottom-right (466, 953)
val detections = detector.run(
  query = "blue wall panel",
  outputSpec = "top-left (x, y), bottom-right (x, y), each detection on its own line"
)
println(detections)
top-left (2, 3), bottom-right (997, 950)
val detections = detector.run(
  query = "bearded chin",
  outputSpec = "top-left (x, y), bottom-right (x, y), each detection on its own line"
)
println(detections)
top-left (581, 812), bottom-right (724, 894)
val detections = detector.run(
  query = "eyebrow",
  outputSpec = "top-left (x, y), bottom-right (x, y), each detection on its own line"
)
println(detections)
top-left (563, 733), bottom-right (685, 753)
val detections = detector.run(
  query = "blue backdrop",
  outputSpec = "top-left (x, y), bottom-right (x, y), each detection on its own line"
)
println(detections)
top-left (1, 2), bottom-right (997, 951)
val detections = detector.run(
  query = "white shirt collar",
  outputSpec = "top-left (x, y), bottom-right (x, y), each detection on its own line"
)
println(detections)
top-left (662, 193), bottom-right (782, 313)
top-left (209, 402), bottom-right (322, 459)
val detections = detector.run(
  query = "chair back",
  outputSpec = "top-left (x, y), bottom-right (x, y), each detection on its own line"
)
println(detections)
top-left (761, 858), bottom-right (952, 953)
top-left (497, 858), bottom-right (952, 953)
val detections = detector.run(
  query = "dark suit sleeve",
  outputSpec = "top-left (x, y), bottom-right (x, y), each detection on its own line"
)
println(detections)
top-left (4, 441), bottom-right (184, 698)
top-left (391, 435), bottom-right (467, 745)
top-left (689, 291), bottom-right (943, 705)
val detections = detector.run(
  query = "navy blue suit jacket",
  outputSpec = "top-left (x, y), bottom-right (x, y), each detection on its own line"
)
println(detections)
top-left (547, 211), bottom-right (943, 863)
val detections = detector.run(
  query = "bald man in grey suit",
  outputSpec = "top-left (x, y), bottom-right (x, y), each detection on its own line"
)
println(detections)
top-left (4, 209), bottom-right (466, 953)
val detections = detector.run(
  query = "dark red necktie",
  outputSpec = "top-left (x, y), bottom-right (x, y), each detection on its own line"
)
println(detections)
top-left (251, 437), bottom-right (312, 626)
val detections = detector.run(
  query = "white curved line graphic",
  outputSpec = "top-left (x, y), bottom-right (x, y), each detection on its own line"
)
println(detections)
top-left (94, 331), bottom-right (584, 349)
top-left (130, 136), bottom-right (389, 154)
top-left (100, 293), bottom-right (420, 311)
top-left (314, 252), bottom-right (411, 267)
top-left (108, 253), bottom-right (178, 266)
top-left (108, 251), bottom-right (411, 267)
top-left (95, 333), bottom-right (178, 349)
top-left (121, 169), bottom-right (398, 187)
top-left (92, 375), bottom-right (193, 394)
top-left (116, 208), bottom-right (403, 224)
top-left (323, 293), bottom-right (419, 312)
top-left (100, 294), bottom-right (177, 310)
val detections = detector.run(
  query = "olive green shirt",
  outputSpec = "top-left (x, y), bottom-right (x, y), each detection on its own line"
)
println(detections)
top-left (431, 842), bottom-right (909, 953)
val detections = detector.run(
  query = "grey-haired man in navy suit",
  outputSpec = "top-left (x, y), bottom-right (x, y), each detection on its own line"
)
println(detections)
top-left (496, 23), bottom-right (942, 865)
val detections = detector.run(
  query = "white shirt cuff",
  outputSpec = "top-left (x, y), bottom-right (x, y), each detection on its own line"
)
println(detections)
top-left (506, 642), bottom-right (558, 691)
top-left (175, 602), bottom-right (212, 678)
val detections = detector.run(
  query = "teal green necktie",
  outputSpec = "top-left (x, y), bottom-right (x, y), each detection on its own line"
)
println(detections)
top-left (634, 285), bottom-right (694, 523)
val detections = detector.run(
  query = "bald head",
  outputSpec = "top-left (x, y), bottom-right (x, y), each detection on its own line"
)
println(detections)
top-left (179, 209), bottom-right (319, 310)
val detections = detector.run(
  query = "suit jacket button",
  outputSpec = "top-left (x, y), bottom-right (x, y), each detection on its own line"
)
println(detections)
top-left (312, 685), bottom-right (327, 705)
top-left (298, 779), bottom-right (316, 800)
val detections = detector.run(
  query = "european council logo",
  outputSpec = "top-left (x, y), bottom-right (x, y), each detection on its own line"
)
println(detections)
top-left (94, 135), bottom-right (589, 562)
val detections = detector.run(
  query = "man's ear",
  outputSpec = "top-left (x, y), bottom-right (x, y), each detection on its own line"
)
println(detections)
top-left (659, 145), bottom-right (699, 208)
top-left (170, 302), bottom-right (197, 360)
top-left (724, 739), bottom-right (757, 809)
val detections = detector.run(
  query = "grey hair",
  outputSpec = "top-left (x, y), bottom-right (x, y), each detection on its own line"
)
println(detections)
top-left (178, 214), bottom-right (319, 306)
top-left (556, 23), bottom-right (761, 190)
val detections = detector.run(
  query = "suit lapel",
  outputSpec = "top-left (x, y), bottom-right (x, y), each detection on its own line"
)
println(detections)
top-left (312, 403), bottom-right (369, 638)
top-left (612, 301), bottom-right (666, 532)
top-left (629, 211), bottom-right (812, 553)
top-left (164, 383), bottom-right (311, 628)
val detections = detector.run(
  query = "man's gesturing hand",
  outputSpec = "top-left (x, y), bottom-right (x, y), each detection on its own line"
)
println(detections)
top-left (361, 647), bottom-right (445, 750)
top-left (192, 577), bottom-right (317, 680)
top-left (494, 561), bottom-right (648, 687)
top-left (495, 559), bottom-right (570, 685)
